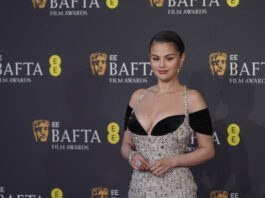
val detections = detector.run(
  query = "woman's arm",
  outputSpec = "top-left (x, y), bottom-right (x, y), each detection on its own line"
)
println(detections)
top-left (120, 88), bottom-right (150, 170)
top-left (171, 132), bottom-right (215, 167)
top-left (173, 89), bottom-right (215, 166)
top-left (121, 129), bottom-right (136, 161)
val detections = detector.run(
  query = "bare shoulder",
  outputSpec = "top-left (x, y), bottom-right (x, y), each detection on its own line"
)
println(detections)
top-left (128, 88), bottom-right (146, 108)
top-left (186, 88), bottom-right (207, 113)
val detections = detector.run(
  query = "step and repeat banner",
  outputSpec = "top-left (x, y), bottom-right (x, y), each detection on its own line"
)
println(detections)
top-left (1, 0), bottom-right (265, 198)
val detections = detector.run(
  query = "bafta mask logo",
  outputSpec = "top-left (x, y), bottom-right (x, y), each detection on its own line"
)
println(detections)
top-left (210, 190), bottom-right (228, 198)
top-left (149, 0), bottom-right (165, 7)
top-left (33, 120), bottom-right (50, 142)
top-left (91, 187), bottom-right (109, 198)
top-left (90, 53), bottom-right (107, 76)
top-left (209, 52), bottom-right (228, 76)
top-left (32, 0), bottom-right (47, 8)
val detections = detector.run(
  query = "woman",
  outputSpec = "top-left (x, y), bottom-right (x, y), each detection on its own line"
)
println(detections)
top-left (121, 30), bottom-right (215, 198)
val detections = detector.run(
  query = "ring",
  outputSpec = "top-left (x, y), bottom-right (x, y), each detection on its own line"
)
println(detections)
top-left (136, 160), bottom-right (142, 167)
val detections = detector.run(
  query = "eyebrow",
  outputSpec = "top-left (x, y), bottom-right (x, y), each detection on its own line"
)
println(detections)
top-left (150, 54), bottom-right (177, 57)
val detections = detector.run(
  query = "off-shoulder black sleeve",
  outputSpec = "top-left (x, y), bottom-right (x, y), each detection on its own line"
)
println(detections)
top-left (189, 108), bottom-right (213, 135)
top-left (124, 104), bottom-right (133, 132)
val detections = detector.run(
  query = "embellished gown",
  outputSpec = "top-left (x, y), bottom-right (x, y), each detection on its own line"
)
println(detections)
top-left (123, 85), bottom-right (213, 198)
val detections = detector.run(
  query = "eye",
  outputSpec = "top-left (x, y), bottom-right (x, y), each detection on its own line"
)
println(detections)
top-left (167, 57), bottom-right (174, 61)
top-left (152, 57), bottom-right (159, 61)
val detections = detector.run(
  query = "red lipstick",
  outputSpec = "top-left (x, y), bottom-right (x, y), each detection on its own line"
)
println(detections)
top-left (158, 70), bottom-right (168, 74)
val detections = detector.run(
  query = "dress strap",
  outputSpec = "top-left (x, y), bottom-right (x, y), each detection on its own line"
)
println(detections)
top-left (183, 85), bottom-right (189, 116)
top-left (130, 86), bottom-right (154, 116)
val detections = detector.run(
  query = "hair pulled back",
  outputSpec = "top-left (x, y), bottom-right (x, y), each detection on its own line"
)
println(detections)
top-left (149, 30), bottom-right (185, 56)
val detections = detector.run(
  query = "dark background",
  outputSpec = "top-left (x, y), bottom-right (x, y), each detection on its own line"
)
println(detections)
top-left (1, 0), bottom-right (265, 197)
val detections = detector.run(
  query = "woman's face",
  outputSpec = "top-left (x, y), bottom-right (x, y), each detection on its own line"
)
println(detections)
top-left (149, 42), bottom-right (185, 81)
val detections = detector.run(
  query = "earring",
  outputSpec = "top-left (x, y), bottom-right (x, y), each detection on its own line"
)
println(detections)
top-left (178, 63), bottom-right (183, 72)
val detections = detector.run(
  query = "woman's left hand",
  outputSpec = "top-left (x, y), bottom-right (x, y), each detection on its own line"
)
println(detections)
top-left (146, 157), bottom-right (175, 177)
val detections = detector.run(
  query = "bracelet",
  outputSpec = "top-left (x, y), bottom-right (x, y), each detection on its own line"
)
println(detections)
top-left (128, 151), bottom-right (138, 165)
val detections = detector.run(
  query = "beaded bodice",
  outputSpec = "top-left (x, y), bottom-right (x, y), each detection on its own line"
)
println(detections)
top-left (128, 85), bottom-right (194, 162)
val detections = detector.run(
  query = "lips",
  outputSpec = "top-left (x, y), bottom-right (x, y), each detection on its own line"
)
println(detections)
top-left (158, 70), bottom-right (168, 74)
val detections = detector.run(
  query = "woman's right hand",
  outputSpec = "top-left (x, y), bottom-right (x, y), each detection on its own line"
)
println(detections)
top-left (130, 153), bottom-right (150, 171)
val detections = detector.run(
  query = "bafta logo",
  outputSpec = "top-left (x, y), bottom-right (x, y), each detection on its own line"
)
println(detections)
top-left (210, 190), bottom-right (228, 198)
top-left (32, 0), bottom-right (47, 8)
top-left (149, 0), bottom-right (165, 7)
top-left (209, 52), bottom-right (228, 76)
top-left (90, 53), bottom-right (107, 76)
top-left (33, 120), bottom-right (50, 142)
top-left (91, 187), bottom-right (109, 198)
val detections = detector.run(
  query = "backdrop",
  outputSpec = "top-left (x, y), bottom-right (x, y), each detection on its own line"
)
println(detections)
top-left (1, 0), bottom-right (265, 198)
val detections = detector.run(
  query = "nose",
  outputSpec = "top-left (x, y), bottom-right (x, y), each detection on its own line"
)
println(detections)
top-left (159, 59), bottom-right (165, 67)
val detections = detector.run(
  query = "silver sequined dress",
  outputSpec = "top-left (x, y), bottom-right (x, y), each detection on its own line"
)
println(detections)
top-left (127, 85), bottom-right (198, 198)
